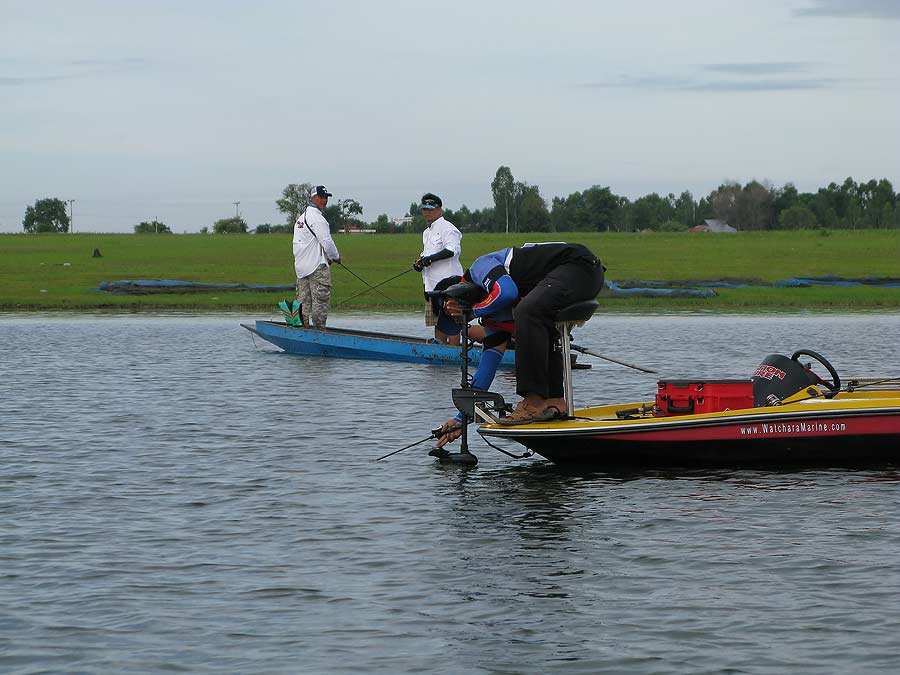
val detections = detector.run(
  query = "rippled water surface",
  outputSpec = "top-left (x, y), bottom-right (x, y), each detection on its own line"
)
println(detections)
top-left (2, 311), bottom-right (900, 674)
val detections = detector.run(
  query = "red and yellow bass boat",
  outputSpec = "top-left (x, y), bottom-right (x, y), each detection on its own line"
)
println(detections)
top-left (475, 349), bottom-right (900, 466)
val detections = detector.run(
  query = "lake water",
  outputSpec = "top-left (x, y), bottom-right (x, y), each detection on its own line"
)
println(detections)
top-left (2, 311), bottom-right (900, 674)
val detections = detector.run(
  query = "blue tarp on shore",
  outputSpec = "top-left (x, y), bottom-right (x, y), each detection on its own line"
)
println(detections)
top-left (98, 280), bottom-right (294, 294)
top-left (773, 276), bottom-right (900, 288)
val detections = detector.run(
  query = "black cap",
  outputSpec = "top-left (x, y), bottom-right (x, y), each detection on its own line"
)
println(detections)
top-left (420, 193), bottom-right (442, 210)
top-left (309, 185), bottom-right (333, 199)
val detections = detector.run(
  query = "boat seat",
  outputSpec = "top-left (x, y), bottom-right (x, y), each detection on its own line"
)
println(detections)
top-left (555, 300), bottom-right (600, 417)
top-left (555, 300), bottom-right (599, 324)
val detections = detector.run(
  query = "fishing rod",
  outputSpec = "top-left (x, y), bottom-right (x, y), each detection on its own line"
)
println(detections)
top-left (569, 344), bottom-right (658, 374)
top-left (375, 428), bottom-right (442, 461)
top-left (337, 264), bottom-right (401, 305)
top-left (334, 268), bottom-right (414, 307)
top-left (846, 376), bottom-right (900, 392)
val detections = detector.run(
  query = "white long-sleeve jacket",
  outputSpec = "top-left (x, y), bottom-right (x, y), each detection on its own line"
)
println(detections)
top-left (420, 216), bottom-right (463, 291)
top-left (293, 205), bottom-right (340, 279)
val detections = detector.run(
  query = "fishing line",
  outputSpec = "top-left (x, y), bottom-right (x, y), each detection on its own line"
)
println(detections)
top-left (334, 268), bottom-right (414, 307)
top-left (337, 264), bottom-right (400, 304)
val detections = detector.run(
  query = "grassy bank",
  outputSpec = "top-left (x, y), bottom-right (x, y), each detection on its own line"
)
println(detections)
top-left (1, 230), bottom-right (899, 311)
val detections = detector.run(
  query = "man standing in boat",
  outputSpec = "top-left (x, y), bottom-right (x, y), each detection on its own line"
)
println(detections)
top-left (435, 242), bottom-right (605, 443)
top-left (293, 185), bottom-right (341, 328)
top-left (412, 193), bottom-right (464, 345)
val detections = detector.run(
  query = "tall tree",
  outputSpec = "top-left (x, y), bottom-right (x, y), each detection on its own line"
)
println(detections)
top-left (337, 198), bottom-right (363, 233)
top-left (276, 182), bottom-right (313, 226)
top-left (626, 192), bottom-right (674, 230)
top-left (23, 198), bottom-right (70, 233)
top-left (674, 190), bottom-right (697, 228)
top-left (490, 166), bottom-right (515, 233)
top-left (735, 181), bottom-right (774, 230)
top-left (517, 184), bottom-right (551, 232)
top-left (583, 186), bottom-right (623, 231)
top-left (708, 182), bottom-right (742, 226)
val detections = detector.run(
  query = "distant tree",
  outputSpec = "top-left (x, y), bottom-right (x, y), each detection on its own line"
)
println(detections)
top-left (734, 181), bottom-right (774, 230)
top-left (337, 198), bottom-right (363, 232)
top-left (276, 182), bottom-right (313, 226)
top-left (133, 220), bottom-right (172, 234)
top-left (517, 184), bottom-right (551, 231)
top-left (469, 206), bottom-right (494, 231)
top-left (708, 182), bottom-right (742, 226)
top-left (491, 166), bottom-right (515, 232)
top-left (255, 223), bottom-right (293, 234)
top-left (625, 192), bottom-right (674, 230)
top-left (550, 192), bottom-right (590, 232)
top-left (23, 198), bottom-right (70, 233)
top-left (443, 204), bottom-right (477, 231)
top-left (372, 214), bottom-right (395, 233)
top-left (673, 191), bottom-right (698, 228)
top-left (584, 186), bottom-right (625, 231)
top-left (777, 205), bottom-right (818, 230)
top-left (773, 182), bottom-right (799, 221)
top-left (213, 217), bottom-right (249, 234)
top-left (880, 203), bottom-right (896, 229)
top-left (405, 201), bottom-right (427, 232)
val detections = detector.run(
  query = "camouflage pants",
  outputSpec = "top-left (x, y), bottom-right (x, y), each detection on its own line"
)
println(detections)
top-left (297, 263), bottom-right (333, 327)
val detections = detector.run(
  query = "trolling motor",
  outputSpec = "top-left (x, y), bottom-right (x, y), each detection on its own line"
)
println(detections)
top-left (424, 281), bottom-right (509, 466)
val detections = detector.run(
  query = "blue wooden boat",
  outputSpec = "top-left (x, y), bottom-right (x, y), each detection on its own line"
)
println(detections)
top-left (241, 320), bottom-right (517, 367)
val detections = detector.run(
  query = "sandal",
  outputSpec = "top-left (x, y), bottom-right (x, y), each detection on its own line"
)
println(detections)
top-left (498, 403), bottom-right (563, 426)
top-left (533, 405), bottom-right (564, 423)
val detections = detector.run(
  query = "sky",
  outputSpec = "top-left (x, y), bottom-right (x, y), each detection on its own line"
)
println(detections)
top-left (2, 0), bottom-right (899, 233)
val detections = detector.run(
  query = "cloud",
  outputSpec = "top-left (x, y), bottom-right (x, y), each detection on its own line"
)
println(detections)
top-left (0, 57), bottom-right (149, 86)
top-left (794, 0), bottom-right (900, 19)
top-left (0, 74), bottom-right (73, 86)
top-left (684, 78), bottom-right (838, 92)
top-left (702, 62), bottom-right (810, 75)
top-left (579, 63), bottom-right (837, 93)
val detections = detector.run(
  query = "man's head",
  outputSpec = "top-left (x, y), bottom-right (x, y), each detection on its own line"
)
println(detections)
top-left (432, 274), bottom-right (487, 307)
top-left (309, 185), bottom-right (333, 209)
top-left (420, 193), bottom-right (443, 224)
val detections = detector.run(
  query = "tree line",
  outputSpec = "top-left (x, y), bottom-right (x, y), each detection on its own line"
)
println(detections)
top-left (19, 171), bottom-right (899, 234)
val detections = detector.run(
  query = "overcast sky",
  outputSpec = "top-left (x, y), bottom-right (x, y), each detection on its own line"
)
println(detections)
top-left (2, 0), bottom-right (898, 233)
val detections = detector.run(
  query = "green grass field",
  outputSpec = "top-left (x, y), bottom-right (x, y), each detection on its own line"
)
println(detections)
top-left (1, 230), bottom-right (899, 311)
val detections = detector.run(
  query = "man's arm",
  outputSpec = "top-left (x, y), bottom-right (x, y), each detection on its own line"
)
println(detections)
top-left (416, 248), bottom-right (454, 268)
top-left (310, 213), bottom-right (340, 263)
top-left (439, 224), bottom-right (462, 258)
top-left (471, 274), bottom-right (519, 317)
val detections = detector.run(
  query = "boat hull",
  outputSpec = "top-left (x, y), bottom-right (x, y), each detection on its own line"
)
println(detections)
top-left (242, 320), bottom-right (516, 367)
top-left (479, 397), bottom-right (900, 467)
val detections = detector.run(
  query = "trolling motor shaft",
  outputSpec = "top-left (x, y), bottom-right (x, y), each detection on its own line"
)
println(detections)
top-left (425, 282), bottom-right (487, 466)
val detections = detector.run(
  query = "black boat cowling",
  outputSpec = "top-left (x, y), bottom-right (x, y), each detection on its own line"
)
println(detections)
top-left (751, 349), bottom-right (841, 406)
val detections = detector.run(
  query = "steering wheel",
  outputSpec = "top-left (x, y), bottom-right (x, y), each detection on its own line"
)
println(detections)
top-left (791, 349), bottom-right (840, 398)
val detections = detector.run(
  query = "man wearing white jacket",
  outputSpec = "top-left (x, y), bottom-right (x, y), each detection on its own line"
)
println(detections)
top-left (293, 185), bottom-right (341, 328)
top-left (413, 193), bottom-right (464, 344)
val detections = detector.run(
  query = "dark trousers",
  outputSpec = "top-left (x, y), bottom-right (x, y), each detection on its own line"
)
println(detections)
top-left (512, 261), bottom-right (605, 398)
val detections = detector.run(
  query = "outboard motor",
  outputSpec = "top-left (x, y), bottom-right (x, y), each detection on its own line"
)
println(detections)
top-left (751, 354), bottom-right (820, 406)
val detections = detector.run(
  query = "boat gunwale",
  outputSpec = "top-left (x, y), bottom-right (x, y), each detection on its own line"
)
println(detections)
top-left (252, 320), bottom-right (438, 345)
top-left (478, 400), bottom-right (900, 439)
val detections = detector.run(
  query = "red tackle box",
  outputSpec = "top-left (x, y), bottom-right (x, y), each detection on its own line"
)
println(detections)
top-left (656, 379), bottom-right (754, 416)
